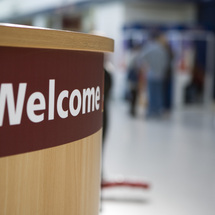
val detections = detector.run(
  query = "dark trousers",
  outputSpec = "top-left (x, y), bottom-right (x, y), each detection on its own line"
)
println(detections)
top-left (130, 88), bottom-right (138, 116)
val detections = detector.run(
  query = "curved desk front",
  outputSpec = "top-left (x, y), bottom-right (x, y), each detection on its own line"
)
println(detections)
top-left (0, 24), bottom-right (114, 215)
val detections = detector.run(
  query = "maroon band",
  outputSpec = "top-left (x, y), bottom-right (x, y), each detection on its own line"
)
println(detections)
top-left (0, 47), bottom-right (104, 157)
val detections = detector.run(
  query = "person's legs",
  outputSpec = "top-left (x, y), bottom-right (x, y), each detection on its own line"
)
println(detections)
top-left (155, 80), bottom-right (164, 115)
top-left (147, 79), bottom-right (164, 117)
top-left (147, 79), bottom-right (156, 116)
top-left (130, 88), bottom-right (138, 116)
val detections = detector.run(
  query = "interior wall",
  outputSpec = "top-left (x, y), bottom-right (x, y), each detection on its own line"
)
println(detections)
top-left (92, 2), bottom-right (126, 99)
top-left (124, 2), bottom-right (197, 25)
top-left (0, 0), bottom-right (61, 20)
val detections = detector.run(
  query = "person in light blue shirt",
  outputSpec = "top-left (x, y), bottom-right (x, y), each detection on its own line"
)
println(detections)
top-left (139, 31), bottom-right (170, 118)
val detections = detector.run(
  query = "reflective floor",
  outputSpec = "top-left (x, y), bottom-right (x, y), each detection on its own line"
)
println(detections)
top-left (100, 100), bottom-right (215, 215)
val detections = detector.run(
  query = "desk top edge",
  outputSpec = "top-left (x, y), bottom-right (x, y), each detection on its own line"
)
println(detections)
top-left (0, 24), bottom-right (114, 53)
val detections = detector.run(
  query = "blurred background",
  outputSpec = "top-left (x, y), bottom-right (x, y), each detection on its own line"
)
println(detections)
top-left (1, 0), bottom-right (215, 215)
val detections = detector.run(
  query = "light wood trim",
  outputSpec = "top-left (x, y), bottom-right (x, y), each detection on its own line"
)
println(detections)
top-left (0, 129), bottom-right (102, 215)
top-left (0, 24), bottom-right (114, 52)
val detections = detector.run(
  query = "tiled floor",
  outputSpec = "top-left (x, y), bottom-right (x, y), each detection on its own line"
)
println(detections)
top-left (100, 100), bottom-right (215, 215)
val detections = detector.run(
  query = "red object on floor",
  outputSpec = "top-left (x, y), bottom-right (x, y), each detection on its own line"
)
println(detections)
top-left (101, 180), bottom-right (150, 189)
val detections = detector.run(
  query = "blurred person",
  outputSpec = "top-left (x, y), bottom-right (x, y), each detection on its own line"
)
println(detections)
top-left (139, 31), bottom-right (170, 118)
top-left (163, 38), bottom-right (174, 113)
top-left (103, 68), bottom-right (112, 141)
top-left (185, 56), bottom-right (204, 104)
top-left (100, 65), bottom-right (112, 211)
top-left (101, 60), bottom-right (113, 185)
top-left (185, 40), bottom-right (205, 104)
top-left (126, 43), bottom-right (142, 116)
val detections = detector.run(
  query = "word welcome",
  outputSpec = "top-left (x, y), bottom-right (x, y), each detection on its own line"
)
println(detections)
top-left (0, 79), bottom-right (101, 126)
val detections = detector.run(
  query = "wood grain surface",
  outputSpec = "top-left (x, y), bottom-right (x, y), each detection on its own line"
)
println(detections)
top-left (0, 129), bottom-right (102, 215)
top-left (0, 24), bottom-right (114, 53)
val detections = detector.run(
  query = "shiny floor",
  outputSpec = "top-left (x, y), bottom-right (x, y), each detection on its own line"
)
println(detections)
top-left (100, 100), bottom-right (215, 215)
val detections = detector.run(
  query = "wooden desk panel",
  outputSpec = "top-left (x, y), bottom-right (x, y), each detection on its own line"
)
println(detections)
top-left (0, 24), bottom-right (113, 215)
top-left (0, 129), bottom-right (102, 215)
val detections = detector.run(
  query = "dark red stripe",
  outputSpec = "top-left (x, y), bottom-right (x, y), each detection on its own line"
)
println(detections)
top-left (0, 47), bottom-right (104, 157)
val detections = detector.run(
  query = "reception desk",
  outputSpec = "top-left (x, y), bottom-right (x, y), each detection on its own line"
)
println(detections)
top-left (0, 24), bottom-right (114, 215)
